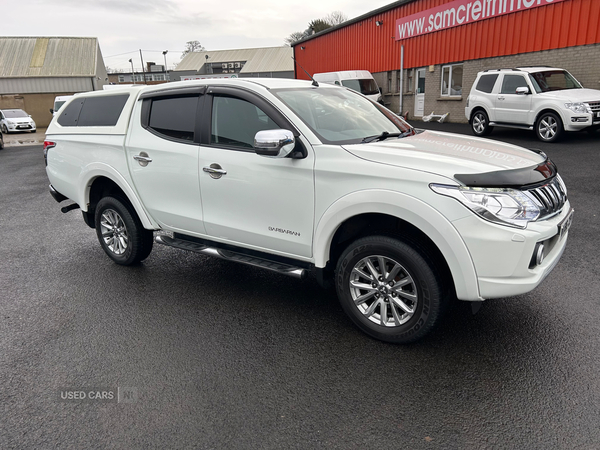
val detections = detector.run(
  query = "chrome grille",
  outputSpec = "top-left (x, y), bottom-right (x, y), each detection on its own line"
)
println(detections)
top-left (526, 176), bottom-right (567, 220)
top-left (588, 101), bottom-right (600, 113)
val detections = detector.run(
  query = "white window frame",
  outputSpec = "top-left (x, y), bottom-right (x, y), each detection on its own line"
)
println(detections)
top-left (441, 63), bottom-right (463, 97)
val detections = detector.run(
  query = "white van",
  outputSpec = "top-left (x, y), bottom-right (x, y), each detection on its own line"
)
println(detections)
top-left (313, 70), bottom-right (382, 103)
top-left (50, 95), bottom-right (73, 116)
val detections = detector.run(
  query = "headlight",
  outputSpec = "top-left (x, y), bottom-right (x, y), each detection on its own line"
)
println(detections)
top-left (431, 184), bottom-right (540, 229)
top-left (564, 102), bottom-right (590, 114)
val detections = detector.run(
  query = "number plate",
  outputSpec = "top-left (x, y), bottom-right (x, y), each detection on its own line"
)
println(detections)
top-left (558, 208), bottom-right (574, 240)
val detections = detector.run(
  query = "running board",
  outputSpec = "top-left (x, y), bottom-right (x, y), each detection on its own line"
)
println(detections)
top-left (155, 235), bottom-right (307, 279)
top-left (488, 122), bottom-right (533, 130)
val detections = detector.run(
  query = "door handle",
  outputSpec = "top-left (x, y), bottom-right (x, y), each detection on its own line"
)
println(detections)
top-left (497, 96), bottom-right (505, 101)
top-left (203, 164), bottom-right (227, 179)
top-left (133, 152), bottom-right (152, 167)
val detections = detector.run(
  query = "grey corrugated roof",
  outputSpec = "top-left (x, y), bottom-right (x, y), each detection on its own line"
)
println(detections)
top-left (176, 46), bottom-right (293, 73)
top-left (0, 37), bottom-right (99, 77)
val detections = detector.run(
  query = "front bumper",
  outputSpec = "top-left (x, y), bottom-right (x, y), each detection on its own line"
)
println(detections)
top-left (452, 203), bottom-right (572, 300)
top-left (563, 110), bottom-right (600, 131)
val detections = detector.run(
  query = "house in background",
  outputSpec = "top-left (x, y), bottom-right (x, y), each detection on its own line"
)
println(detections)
top-left (0, 37), bottom-right (108, 127)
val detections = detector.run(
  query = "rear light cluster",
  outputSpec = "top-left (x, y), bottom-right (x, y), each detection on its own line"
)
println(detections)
top-left (43, 140), bottom-right (56, 166)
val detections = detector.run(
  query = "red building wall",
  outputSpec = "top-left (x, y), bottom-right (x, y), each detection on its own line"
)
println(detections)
top-left (294, 0), bottom-right (600, 78)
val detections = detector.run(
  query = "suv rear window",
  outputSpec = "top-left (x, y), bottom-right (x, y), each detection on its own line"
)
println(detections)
top-left (57, 94), bottom-right (129, 127)
top-left (475, 74), bottom-right (498, 93)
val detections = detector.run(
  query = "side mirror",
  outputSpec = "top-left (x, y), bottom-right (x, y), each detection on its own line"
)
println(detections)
top-left (49, 109), bottom-right (54, 114)
top-left (254, 129), bottom-right (295, 158)
top-left (516, 86), bottom-right (530, 95)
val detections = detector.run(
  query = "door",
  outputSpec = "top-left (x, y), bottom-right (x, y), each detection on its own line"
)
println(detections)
top-left (494, 74), bottom-right (533, 124)
top-left (126, 93), bottom-right (206, 235)
top-left (199, 90), bottom-right (315, 258)
top-left (414, 68), bottom-right (426, 117)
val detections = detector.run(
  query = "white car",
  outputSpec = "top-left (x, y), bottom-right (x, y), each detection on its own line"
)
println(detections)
top-left (0, 109), bottom-right (37, 133)
top-left (44, 79), bottom-right (572, 343)
top-left (465, 67), bottom-right (600, 142)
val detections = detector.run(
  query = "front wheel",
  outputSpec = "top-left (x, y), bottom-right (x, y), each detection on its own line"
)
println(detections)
top-left (1, 124), bottom-right (8, 134)
top-left (536, 112), bottom-right (563, 143)
top-left (471, 110), bottom-right (493, 136)
top-left (335, 236), bottom-right (447, 344)
top-left (94, 196), bottom-right (153, 265)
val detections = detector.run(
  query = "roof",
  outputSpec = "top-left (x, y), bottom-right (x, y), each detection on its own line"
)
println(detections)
top-left (175, 46), bottom-right (293, 74)
top-left (291, 0), bottom-right (415, 46)
top-left (0, 37), bottom-right (99, 78)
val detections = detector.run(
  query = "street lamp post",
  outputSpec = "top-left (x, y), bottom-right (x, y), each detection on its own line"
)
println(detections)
top-left (129, 58), bottom-right (135, 84)
top-left (162, 50), bottom-right (169, 82)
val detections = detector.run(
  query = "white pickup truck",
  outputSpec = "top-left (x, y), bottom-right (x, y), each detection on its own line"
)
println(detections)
top-left (44, 78), bottom-right (573, 343)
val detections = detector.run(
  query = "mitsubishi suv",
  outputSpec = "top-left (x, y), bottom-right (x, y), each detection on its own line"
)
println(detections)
top-left (465, 67), bottom-right (600, 142)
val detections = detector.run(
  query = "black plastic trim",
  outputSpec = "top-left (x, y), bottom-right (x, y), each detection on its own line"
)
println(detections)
top-left (139, 85), bottom-right (207, 100)
top-left (454, 158), bottom-right (558, 188)
top-left (49, 185), bottom-right (68, 203)
top-left (173, 233), bottom-right (313, 270)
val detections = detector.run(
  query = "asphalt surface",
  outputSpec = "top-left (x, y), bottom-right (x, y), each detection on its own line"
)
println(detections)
top-left (1, 126), bottom-right (599, 449)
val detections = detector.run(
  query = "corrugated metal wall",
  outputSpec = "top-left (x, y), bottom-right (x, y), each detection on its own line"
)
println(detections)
top-left (295, 0), bottom-right (600, 77)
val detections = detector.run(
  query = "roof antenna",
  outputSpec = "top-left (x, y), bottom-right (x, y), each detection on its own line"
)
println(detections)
top-left (291, 57), bottom-right (318, 87)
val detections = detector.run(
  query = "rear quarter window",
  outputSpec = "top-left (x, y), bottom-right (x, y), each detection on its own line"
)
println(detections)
top-left (57, 94), bottom-right (129, 127)
top-left (475, 74), bottom-right (499, 93)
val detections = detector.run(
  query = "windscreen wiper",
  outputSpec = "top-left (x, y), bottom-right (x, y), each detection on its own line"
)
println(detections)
top-left (361, 130), bottom-right (413, 143)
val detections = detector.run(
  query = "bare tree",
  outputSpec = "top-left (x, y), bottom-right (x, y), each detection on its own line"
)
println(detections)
top-left (284, 31), bottom-right (307, 46)
top-left (105, 66), bottom-right (124, 74)
top-left (324, 11), bottom-right (348, 26)
top-left (284, 11), bottom-right (348, 45)
top-left (181, 40), bottom-right (206, 59)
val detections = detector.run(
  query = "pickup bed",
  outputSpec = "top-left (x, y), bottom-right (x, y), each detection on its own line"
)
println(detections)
top-left (44, 78), bottom-right (573, 343)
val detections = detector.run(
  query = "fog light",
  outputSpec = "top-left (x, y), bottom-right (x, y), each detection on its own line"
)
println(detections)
top-left (571, 117), bottom-right (588, 123)
top-left (530, 242), bottom-right (545, 268)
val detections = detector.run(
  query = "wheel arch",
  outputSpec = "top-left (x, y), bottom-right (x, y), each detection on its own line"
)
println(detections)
top-left (534, 107), bottom-right (565, 126)
top-left (313, 190), bottom-right (481, 301)
top-left (469, 106), bottom-right (488, 123)
top-left (80, 166), bottom-right (157, 230)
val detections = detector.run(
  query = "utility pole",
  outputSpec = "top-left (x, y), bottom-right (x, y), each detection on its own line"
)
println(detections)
top-left (139, 49), bottom-right (146, 84)
top-left (129, 59), bottom-right (135, 84)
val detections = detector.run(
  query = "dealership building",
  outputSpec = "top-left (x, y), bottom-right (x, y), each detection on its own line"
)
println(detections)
top-left (292, 0), bottom-right (600, 122)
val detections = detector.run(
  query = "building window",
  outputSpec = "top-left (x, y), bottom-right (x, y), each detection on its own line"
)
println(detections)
top-left (407, 69), bottom-right (413, 93)
top-left (134, 74), bottom-right (143, 82)
top-left (145, 74), bottom-right (153, 81)
top-left (441, 64), bottom-right (463, 96)
top-left (118, 75), bottom-right (125, 83)
top-left (154, 74), bottom-right (165, 81)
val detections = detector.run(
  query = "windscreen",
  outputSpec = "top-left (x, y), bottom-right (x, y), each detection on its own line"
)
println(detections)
top-left (274, 87), bottom-right (411, 145)
top-left (528, 70), bottom-right (582, 93)
top-left (3, 110), bottom-right (28, 118)
top-left (341, 78), bottom-right (380, 96)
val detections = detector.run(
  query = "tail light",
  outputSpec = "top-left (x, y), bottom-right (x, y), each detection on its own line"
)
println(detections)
top-left (43, 140), bottom-right (56, 166)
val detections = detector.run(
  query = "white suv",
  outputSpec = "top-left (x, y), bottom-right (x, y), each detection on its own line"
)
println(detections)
top-left (466, 67), bottom-right (600, 142)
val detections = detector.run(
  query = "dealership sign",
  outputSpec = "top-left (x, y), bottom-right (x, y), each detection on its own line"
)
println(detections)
top-left (396, 0), bottom-right (566, 40)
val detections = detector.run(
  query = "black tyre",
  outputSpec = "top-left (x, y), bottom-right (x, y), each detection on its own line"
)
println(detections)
top-left (535, 111), bottom-right (563, 143)
top-left (0, 133), bottom-right (4, 150)
top-left (335, 235), bottom-right (447, 344)
top-left (94, 196), bottom-right (153, 265)
top-left (1, 124), bottom-right (7, 134)
top-left (471, 110), bottom-right (493, 136)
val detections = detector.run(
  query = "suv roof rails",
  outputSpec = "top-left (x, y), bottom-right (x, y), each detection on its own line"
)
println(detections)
top-left (482, 68), bottom-right (519, 72)
top-left (516, 65), bottom-right (553, 68)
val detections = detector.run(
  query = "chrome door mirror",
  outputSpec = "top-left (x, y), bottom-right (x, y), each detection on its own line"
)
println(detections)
top-left (254, 129), bottom-right (295, 158)
top-left (516, 86), bottom-right (530, 95)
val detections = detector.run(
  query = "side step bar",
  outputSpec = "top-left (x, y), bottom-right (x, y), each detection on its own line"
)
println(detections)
top-left (488, 122), bottom-right (533, 130)
top-left (156, 235), bottom-right (307, 279)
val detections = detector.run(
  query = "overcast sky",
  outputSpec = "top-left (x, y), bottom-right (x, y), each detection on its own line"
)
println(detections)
top-left (3, 0), bottom-right (392, 72)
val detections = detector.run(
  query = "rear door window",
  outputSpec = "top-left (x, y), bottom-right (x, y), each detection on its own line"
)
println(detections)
top-left (147, 96), bottom-right (199, 142)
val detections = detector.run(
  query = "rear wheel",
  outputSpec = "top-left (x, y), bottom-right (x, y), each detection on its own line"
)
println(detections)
top-left (335, 235), bottom-right (447, 344)
top-left (536, 111), bottom-right (563, 143)
top-left (94, 196), bottom-right (153, 265)
top-left (471, 110), bottom-right (493, 136)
